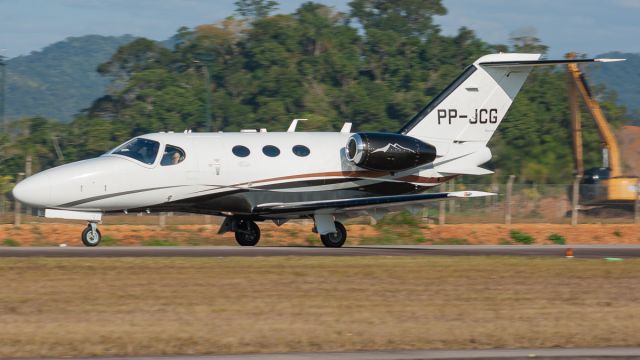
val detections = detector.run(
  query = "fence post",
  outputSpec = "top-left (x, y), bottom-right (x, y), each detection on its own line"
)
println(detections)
top-left (505, 175), bottom-right (515, 225)
top-left (439, 182), bottom-right (446, 225)
top-left (635, 178), bottom-right (639, 225)
top-left (0, 188), bottom-right (4, 221)
top-left (14, 173), bottom-right (24, 226)
top-left (159, 212), bottom-right (166, 228)
top-left (571, 175), bottom-right (581, 226)
top-left (448, 178), bottom-right (456, 213)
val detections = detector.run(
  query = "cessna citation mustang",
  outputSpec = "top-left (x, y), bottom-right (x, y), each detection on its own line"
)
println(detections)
top-left (12, 53), bottom-right (623, 247)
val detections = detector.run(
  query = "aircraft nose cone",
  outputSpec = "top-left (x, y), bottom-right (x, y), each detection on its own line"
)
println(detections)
top-left (12, 173), bottom-right (52, 208)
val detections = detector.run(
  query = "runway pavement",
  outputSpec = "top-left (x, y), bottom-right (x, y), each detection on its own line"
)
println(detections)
top-left (1, 245), bottom-right (640, 258)
top-left (39, 347), bottom-right (640, 359)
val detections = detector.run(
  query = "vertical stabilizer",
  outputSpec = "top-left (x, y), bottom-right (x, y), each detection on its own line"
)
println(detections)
top-left (399, 53), bottom-right (541, 155)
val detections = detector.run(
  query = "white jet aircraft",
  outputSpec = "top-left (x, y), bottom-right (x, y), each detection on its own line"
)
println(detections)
top-left (12, 53), bottom-right (623, 247)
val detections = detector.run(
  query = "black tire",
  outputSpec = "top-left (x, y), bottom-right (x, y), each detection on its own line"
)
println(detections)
top-left (235, 220), bottom-right (260, 246)
top-left (81, 226), bottom-right (101, 247)
top-left (320, 221), bottom-right (347, 248)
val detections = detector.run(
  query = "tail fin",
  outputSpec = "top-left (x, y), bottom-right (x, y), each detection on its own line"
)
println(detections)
top-left (399, 53), bottom-right (540, 150)
top-left (399, 53), bottom-right (625, 155)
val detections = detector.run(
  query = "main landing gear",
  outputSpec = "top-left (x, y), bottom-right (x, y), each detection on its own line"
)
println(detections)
top-left (234, 218), bottom-right (261, 246)
top-left (313, 214), bottom-right (347, 248)
top-left (219, 217), bottom-right (261, 246)
top-left (320, 221), bottom-right (347, 248)
top-left (81, 222), bottom-right (101, 247)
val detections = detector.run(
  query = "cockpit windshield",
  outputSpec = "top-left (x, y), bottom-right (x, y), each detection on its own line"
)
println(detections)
top-left (111, 138), bottom-right (160, 165)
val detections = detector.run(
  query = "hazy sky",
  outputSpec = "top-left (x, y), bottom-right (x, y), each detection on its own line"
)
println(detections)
top-left (1, 0), bottom-right (639, 59)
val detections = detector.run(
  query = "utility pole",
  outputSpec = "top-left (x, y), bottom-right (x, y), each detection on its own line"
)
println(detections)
top-left (567, 53), bottom-right (584, 177)
top-left (14, 172), bottom-right (24, 226)
top-left (505, 175), bottom-right (516, 225)
top-left (193, 59), bottom-right (213, 132)
top-left (571, 175), bottom-right (581, 226)
top-left (0, 54), bottom-right (6, 134)
top-left (201, 65), bottom-right (212, 132)
top-left (438, 182), bottom-right (446, 225)
top-left (635, 178), bottom-right (639, 225)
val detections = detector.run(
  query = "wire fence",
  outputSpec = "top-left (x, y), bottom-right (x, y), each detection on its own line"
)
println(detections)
top-left (1, 182), bottom-right (639, 226)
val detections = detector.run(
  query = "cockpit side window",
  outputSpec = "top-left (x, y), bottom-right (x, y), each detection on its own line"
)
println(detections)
top-left (161, 145), bottom-right (186, 166)
top-left (112, 138), bottom-right (160, 165)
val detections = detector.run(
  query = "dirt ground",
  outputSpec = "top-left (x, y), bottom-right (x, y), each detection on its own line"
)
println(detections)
top-left (1, 257), bottom-right (639, 358)
top-left (1, 220), bottom-right (639, 247)
top-left (619, 125), bottom-right (640, 175)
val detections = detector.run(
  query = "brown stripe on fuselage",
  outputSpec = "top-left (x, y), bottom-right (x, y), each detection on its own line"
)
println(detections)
top-left (232, 170), bottom-right (389, 187)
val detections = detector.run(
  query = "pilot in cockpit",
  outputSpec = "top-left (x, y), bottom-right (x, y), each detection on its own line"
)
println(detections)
top-left (171, 151), bottom-right (181, 164)
top-left (161, 146), bottom-right (185, 166)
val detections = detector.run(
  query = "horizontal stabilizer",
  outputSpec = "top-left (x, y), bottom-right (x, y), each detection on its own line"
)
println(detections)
top-left (436, 166), bottom-right (494, 176)
top-left (479, 58), bottom-right (625, 68)
top-left (447, 191), bottom-right (496, 198)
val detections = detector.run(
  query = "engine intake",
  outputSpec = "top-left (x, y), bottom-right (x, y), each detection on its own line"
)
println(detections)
top-left (345, 132), bottom-right (436, 172)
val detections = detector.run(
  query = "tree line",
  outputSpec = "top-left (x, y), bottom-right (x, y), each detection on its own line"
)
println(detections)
top-left (0, 0), bottom-right (629, 195)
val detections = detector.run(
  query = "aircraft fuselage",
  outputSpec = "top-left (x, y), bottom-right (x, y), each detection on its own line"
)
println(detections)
top-left (14, 131), bottom-right (448, 219)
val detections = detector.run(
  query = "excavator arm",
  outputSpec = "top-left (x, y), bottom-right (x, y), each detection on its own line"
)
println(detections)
top-left (566, 53), bottom-right (637, 205)
top-left (566, 52), bottom-right (622, 177)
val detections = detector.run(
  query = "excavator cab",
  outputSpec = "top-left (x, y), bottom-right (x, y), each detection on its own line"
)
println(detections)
top-left (579, 167), bottom-right (610, 205)
top-left (572, 167), bottom-right (638, 206)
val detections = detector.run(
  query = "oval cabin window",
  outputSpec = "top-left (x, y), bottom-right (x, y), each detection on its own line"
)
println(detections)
top-left (262, 145), bottom-right (280, 157)
top-left (292, 145), bottom-right (310, 157)
top-left (232, 145), bottom-right (250, 158)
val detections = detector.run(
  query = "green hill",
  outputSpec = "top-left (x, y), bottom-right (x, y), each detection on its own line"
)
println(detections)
top-left (590, 52), bottom-right (640, 117)
top-left (5, 35), bottom-right (136, 122)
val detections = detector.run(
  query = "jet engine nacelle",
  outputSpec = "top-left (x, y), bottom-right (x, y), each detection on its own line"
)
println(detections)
top-left (345, 132), bottom-right (437, 172)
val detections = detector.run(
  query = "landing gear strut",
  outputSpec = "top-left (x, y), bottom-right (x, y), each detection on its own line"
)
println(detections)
top-left (320, 221), bottom-right (347, 248)
top-left (234, 219), bottom-right (261, 246)
top-left (81, 223), bottom-right (101, 247)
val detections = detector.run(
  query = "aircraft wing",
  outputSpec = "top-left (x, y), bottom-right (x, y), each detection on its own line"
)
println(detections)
top-left (254, 191), bottom-right (494, 217)
top-left (479, 58), bottom-right (625, 68)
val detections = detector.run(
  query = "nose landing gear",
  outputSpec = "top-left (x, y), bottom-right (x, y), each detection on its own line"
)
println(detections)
top-left (81, 222), bottom-right (101, 247)
top-left (219, 217), bottom-right (261, 246)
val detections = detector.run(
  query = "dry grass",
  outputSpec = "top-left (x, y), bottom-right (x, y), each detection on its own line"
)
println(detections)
top-left (3, 223), bottom-right (640, 246)
top-left (1, 257), bottom-right (640, 358)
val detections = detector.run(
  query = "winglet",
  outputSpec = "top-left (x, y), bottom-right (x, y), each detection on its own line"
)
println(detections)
top-left (447, 191), bottom-right (496, 198)
top-left (594, 58), bottom-right (626, 63)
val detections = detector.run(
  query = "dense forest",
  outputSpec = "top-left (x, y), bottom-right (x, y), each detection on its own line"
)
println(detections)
top-left (0, 0), bottom-right (632, 196)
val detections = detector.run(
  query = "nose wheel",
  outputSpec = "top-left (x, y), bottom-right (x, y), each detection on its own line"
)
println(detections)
top-left (234, 219), bottom-right (261, 246)
top-left (81, 223), bottom-right (101, 247)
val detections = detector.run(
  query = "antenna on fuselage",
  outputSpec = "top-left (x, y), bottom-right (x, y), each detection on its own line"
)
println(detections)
top-left (287, 118), bottom-right (308, 132)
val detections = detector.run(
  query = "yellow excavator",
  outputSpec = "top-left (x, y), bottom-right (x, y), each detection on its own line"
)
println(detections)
top-left (566, 52), bottom-right (638, 206)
